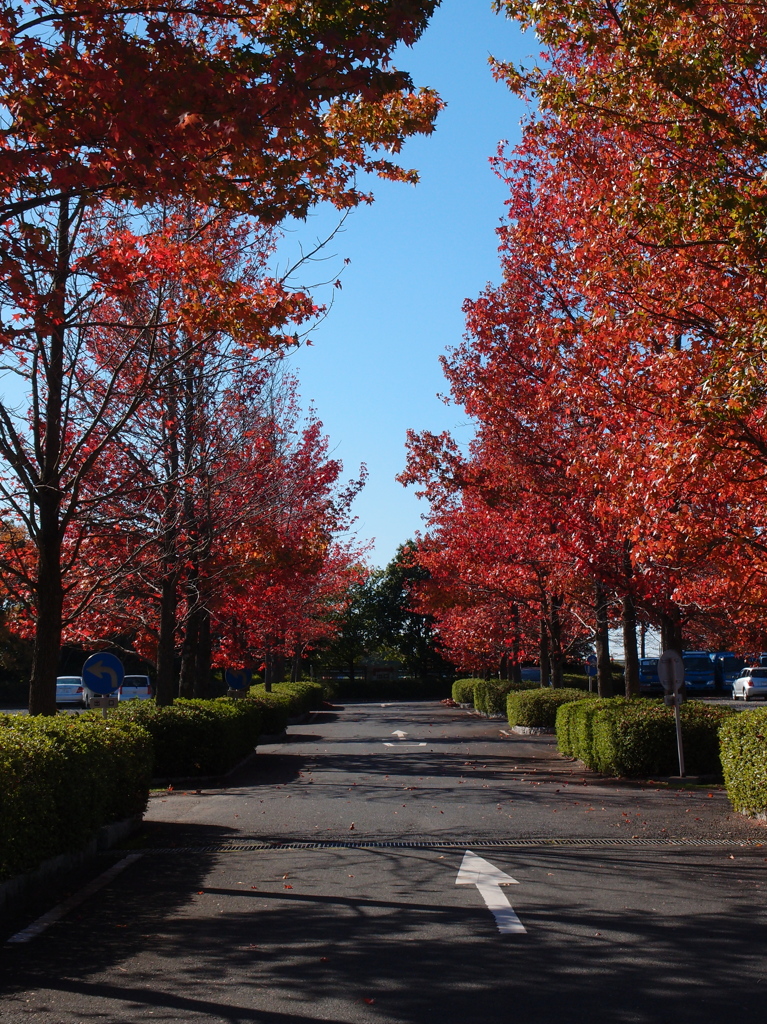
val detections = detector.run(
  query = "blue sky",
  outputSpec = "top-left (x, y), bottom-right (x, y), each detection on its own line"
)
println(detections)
top-left (284, 0), bottom-right (532, 568)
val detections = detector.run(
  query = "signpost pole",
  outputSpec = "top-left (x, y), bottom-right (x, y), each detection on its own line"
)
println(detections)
top-left (658, 649), bottom-right (686, 778)
top-left (673, 697), bottom-right (686, 778)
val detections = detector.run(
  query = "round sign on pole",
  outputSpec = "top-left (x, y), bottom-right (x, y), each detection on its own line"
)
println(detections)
top-left (658, 650), bottom-right (684, 695)
top-left (82, 652), bottom-right (125, 695)
top-left (585, 654), bottom-right (598, 678)
top-left (225, 668), bottom-right (252, 691)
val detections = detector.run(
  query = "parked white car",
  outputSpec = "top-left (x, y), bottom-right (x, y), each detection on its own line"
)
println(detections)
top-left (55, 676), bottom-right (86, 707)
top-left (118, 675), bottom-right (153, 701)
top-left (732, 667), bottom-right (767, 701)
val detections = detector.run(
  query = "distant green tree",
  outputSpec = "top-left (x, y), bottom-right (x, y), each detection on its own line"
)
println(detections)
top-left (318, 577), bottom-right (380, 683)
top-left (371, 543), bottom-right (453, 679)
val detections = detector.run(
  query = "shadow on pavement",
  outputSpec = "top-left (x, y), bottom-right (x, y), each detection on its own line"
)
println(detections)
top-left (0, 847), bottom-right (765, 1023)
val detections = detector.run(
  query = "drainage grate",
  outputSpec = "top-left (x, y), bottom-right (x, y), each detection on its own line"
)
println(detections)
top-left (139, 836), bottom-right (761, 854)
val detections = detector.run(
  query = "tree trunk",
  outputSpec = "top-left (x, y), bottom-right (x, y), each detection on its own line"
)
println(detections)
top-left (155, 574), bottom-right (178, 706)
top-left (510, 604), bottom-right (522, 683)
top-left (549, 595), bottom-right (565, 688)
top-left (178, 599), bottom-right (200, 699)
top-left (539, 616), bottom-right (550, 688)
top-left (595, 581), bottom-right (614, 698)
top-left (622, 594), bottom-right (640, 697)
top-left (263, 650), bottom-right (273, 692)
top-left (194, 606), bottom-right (211, 698)
top-left (29, 502), bottom-right (63, 715)
top-left (660, 608), bottom-right (683, 654)
top-left (290, 649), bottom-right (301, 683)
top-left (28, 198), bottom-right (69, 716)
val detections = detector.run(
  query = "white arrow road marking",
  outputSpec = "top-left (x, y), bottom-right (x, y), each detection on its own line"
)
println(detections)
top-left (383, 729), bottom-right (426, 747)
top-left (455, 850), bottom-right (527, 935)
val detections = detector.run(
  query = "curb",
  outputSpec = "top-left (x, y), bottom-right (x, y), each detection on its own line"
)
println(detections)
top-left (287, 712), bottom-right (312, 726)
top-left (257, 730), bottom-right (288, 744)
top-left (509, 725), bottom-right (555, 735)
top-left (0, 815), bottom-right (142, 916)
top-left (150, 748), bottom-right (260, 788)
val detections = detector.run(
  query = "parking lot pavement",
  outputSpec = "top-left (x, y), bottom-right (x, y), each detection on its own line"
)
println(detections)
top-left (2, 701), bottom-right (766, 1024)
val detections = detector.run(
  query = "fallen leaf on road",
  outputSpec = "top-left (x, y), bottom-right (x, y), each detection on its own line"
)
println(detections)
top-left (363, 998), bottom-right (375, 1005)
top-left (349, 823), bottom-right (355, 830)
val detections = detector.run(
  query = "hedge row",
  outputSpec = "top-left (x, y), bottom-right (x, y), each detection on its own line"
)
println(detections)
top-left (507, 688), bottom-right (590, 728)
top-left (720, 708), bottom-right (767, 815)
top-left (112, 698), bottom-right (264, 778)
top-left (452, 678), bottom-right (483, 704)
top-left (248, 680), bottom-right (324, 732)
top-left (473, 679), bottom-right (541, 716)
top-left (0, 714), bottom-right (153, 881)
top-left (556, 698), bottom-right (736, 777)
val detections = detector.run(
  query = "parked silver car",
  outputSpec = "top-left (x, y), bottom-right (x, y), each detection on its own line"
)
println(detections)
top-left (732, 667), bottom-right (767, 701)
top-left (55, 675), bottom-right (86, 706)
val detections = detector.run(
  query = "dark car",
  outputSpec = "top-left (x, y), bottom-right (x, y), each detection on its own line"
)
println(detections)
top-left (682, 651), bottom-right (716, 692)
top-left (710, 652), bottom-right (745, 692)
top-left (638, 657), bottom-right (662, 695)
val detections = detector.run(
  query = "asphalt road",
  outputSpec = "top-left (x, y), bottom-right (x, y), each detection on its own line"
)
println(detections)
top-left (2, 701), bottom-right (766, 1024)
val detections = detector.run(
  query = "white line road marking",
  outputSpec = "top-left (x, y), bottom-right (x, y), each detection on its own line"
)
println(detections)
top-left (391, 731), bottom-right (408, 739)
top-left (5, 853), bottom-right (144, 944)
top-left (383, 742), bottom-right (427, 747)
top-left (455, 850), bottom-right (527, 935)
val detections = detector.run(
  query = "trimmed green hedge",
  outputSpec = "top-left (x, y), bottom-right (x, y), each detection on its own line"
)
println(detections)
top-left (246, 688), bottom-right (292, 735)
top-left (452, 678), bottom-right (483, 704)
top-left (474, 679), bottom-right (541, 716)
top-left (249, 680), bottom-right (324, 726)
top-left (507, 688), bottom-right (590, 728)
top-left (720, 708), bottom-right (767, 815)
top-left (0, 714), bottom-right (153, 881)
top-left (112, 698), bottom-right (263, 778)
top-left (272, 680), bottom-right (324, 715)
top-left (557, 698), bottom-right (735, 777)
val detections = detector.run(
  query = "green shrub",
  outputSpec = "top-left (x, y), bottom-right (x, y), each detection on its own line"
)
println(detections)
top-left (112, 698), bottom-right (262, 778)
top-left (507, 688), bottom-right (590, 728)
top-left (556, 697), bottom-right (601, 756)
top-left (557, 698), bottom-right (735, 777)
top-left (247, 688), bottom-right (292, 735)
top-left (249, 680), bottom-right (323, 722)
top-left (474, 679), bottom-right (540, 716)
top-left (452, 678), bottom-right (483, 704)
top-left (272, 680), bottom-right (324, 715)
top-left (0, 714), bottom-right (153, 881)
top-left (720, 707), bottom-right (767, 815)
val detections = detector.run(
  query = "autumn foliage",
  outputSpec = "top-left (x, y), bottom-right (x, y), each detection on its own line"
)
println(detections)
top-left (0, 1), bottom-right (443, 712)
top-left (402, 1), bottom-right (767, 684)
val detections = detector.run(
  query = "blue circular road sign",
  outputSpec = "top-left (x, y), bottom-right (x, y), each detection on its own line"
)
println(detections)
top-left (82, 652), bottom-right (125, 695)
top-left (225, 668), bottom-right (252, 691)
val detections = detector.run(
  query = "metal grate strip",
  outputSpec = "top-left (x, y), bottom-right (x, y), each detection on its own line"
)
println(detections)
top-left (138, 836), bottom-right (762, 853)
